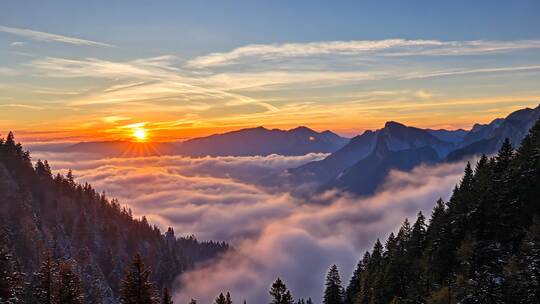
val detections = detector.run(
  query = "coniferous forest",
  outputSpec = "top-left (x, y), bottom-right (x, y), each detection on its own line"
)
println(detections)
top-left (1, 119), bottom-right (540, 303)
top-left (0, 132), bottom-right (228, 303)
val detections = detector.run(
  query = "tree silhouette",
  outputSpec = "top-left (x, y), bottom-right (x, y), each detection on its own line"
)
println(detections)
top-left (323, 264), bottom-right (344, 304)
top-left (120, 253), bottom-right (157, 304)
top-left (269, 278), bottom-right (294, 304)
top-left (161, 287), bottom-right (174, 304)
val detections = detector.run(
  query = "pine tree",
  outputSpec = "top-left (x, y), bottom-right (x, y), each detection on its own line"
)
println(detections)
top-left (344, 259), bottom-right (364, 304)
top-left (517, 218), bottom-right (540, 303)
top-left (215, 293), bottom-right (227, 304)
top-left (57, 262), bottom-right (84, 304)
top-left (32, 253), bottom-right (57, 304)
top-left (161, 288), bottom-right (174, 304)
top-left (495, 138), bottom-right (513, 174)
top-left (226, 292), bottom-right (233, 304)
top-left (188, 299), bottom-right (197, 304)
top-left (269, 278), bottom-right (294, 304)
top-left (120, 253), bottom-right (157, 304)
top-left (323, 265), bottom-right (344, 304)
top-left (0, 243), bottom-right (23, 303)
top-left (409, 212), bottom-right (427, 258)
top-left (66, 169), bottom-right (76, 189)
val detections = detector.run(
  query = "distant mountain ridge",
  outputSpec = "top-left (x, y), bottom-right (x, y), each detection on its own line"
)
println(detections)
top-left (59, 126), bottom-right (349, 157)
top-left (176, 126), bottom-right (348, 157)
top-left (447, 105), bottom-right (540, 161)
top-left (289, 104), bottom-right (540, 195)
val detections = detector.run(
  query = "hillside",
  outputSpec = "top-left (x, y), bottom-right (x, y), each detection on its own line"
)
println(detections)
top-left (342, 117), bottom-right (540, 303)
top-left (0, 133), bottom-right (228, 303)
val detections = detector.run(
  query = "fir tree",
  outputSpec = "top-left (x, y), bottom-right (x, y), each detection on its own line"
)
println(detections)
top-left (344, 259), bottom-right (364, 304)
top-left (215, 293), bottom-right (227, 304)
top-left (32, 253), bottom-right (57, 304)
top-left (517, 218), bottom-right (540, 303)
top-left (226, 292), bottom-right (233, 304)
top-left (495, 138), bottom-right (513, 174)
top-left (323, 265), bottom-right (344, 304)
top-left (120, 253), bottom-right (157, 304)
top-left (0, 243), bottom-right (23, 303)
top-left (57, 262), bottom-right (84, 304)
top-left (161, 288), bottom-right (173, 304)
top-left (269, 278), bottom-right (294, 304)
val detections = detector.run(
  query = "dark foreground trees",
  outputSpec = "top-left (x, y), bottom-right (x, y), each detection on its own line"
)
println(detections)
top-left (323, 265), bottom-right (344, 304)
top-left (120, 253), bottom-right (157, 304)
top-left (270, 278), bottom-right (294, 304)
top-left (343, 119), bottom-right (540, 303)
top-left (0, 132), bottom-right (228, 303)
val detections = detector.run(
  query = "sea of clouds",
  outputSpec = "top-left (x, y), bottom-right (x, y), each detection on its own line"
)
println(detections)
top-left (31, 149), bottom-right (468, 304)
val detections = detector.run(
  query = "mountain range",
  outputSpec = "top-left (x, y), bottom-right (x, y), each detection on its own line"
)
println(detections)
top-left (288, 104), bottom-right (540, 195)
top-left (60, 126), bottom-right (348, 158)
top-left (45, 105), bottom-right (540, 196)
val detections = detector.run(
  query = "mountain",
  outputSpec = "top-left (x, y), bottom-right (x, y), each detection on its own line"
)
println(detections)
top-left (175, 126), bottom-right (348, 157)
top-left (326, 135), bottom-right (440, 195)
top-left (0, 133), bottom-right (228, 302)
top-left (426, 128), bottom-right (467, 143)
top-left (290, 104), bottom-right (540, 195)
top-left (446, 105), bottom-right (540, 161)
top-left (289, 121), bottom-right (456, 190)
top-left (59, 126), bottom-right (348, 158)
top-left (342, 117), bottom-right (540, 303)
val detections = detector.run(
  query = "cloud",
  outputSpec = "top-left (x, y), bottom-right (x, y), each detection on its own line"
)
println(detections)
top-left (0, 67), bottom-right (19, 76)
top-left (415, 90), bottom-right (433, 99)
top-left (29, 149), bottom-right (469, 303)
top-left (9, 41), bottom-right (24, 47)
top-left (0, 103), bottom-right (43, 110)
top-left (28, 56), bottom-right (279, 113)
top-left (186, 39), bottom-right (540, 68)
top-left (0, 25), bottom-right (113, 47)
top-left (402, 65), bottom-right (540, 79)
top-left (174, 161), bottom-right (467, 304)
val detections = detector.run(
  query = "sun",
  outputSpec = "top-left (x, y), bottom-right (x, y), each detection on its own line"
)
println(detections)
top-left (132, 128), bottom-right (147, 142)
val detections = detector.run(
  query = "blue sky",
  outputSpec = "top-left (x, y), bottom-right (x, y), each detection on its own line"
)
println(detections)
top-left (1, 1), bottom-right (540, 140)
top-left (3, 1), bottom-right (540, 56)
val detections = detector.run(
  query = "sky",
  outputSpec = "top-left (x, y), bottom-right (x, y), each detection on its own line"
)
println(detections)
top-left (1, 0), bottom-right (540, 141)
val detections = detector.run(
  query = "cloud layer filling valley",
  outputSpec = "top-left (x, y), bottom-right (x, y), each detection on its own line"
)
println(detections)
top-left (32, 150), bottom-right (467, 303)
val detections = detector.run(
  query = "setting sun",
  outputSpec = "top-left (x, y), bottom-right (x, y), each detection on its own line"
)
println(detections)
top-left (132, 129), bottom-right (147, 142)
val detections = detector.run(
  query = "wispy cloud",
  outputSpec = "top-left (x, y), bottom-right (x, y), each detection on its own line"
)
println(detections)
top-left (28, 56), bottom-right (279, 114)
top-left (9, 41), bottom-right (24, 47)
top-left (415, 90), bottom-right (433, 99)
top-left (0, 25), bottom-right (113, 47)
top-left (0, 103), bottom-right (43, 110)
top-left (0, 67), bottom-right (20, 76)
top-left (16, 39), bottom-right (540, 137)
top-left (402, 65), bottom-right (540, 79)
top-left (187, 39), bottom-right (540, 68)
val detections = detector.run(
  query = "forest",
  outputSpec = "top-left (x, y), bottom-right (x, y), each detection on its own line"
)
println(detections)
top-left (0, 132), bottom-right (228, 303)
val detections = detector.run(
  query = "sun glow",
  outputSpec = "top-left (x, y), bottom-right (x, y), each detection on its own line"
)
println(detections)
top-left (132, 128), bottom-right (147, 142)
